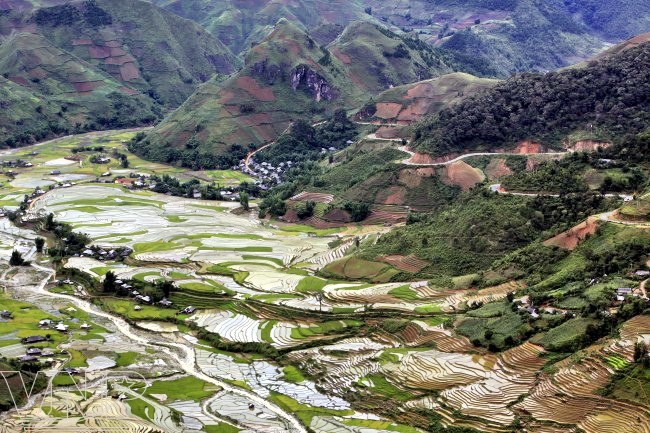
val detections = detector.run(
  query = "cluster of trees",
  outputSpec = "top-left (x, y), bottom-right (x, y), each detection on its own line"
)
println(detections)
top-left (44, 213), bottom-right (91, 258)
top-left (413, 43), bottom-right (650, 155)
top-left (150, 174), bottom-right (224, 200)
top-left (128, 133), bottom-right (247, 170)
top-left (101, 271), bottom-right (172, 301)
top-left (256, 110), bottom-right (358, 166)
top-left (9, 250), bottom-right (29, 266)
top-left (34, 1), bottom-right (112, 27)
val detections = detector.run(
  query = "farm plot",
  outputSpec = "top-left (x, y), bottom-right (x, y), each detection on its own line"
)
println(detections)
top-left (36, 185), bottom-right (333, 268)
top-left (288, 338), bottom-right (396, 396)
top-left (381, 349), bottom-right (494, 391)
top-left (191, 310), bottom-right (305, 347)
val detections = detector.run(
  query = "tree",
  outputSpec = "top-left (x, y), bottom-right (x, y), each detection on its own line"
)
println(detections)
top-left (9, 250), bottom-right (24, 266)
top-left (156, 280), bottom-right (174, 298)
top-left (45, 213), bottom-right (55, 231)
top-left (240, 191), bottom-right (250, 211)
top-left (103, 271), bottom-right (117, 293)
top-left (34, 237), bottom-right (45, 253)
top-left (484, 330), bottom-right (494, 340)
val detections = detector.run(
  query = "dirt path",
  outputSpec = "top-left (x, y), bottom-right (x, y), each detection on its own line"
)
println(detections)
top-left (243, 124), bottom-right (292, 172)
top-left (398, 146), bottom-right (567, 166)
top-left (598, 210), bottom-right (650, 227)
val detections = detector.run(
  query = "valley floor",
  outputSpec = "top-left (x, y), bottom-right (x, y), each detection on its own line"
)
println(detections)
top-left (0, 130), bottom-right (648, 433)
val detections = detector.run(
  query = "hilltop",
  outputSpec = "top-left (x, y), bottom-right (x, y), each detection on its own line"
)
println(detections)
top-left (411, 40), bottom-right (650, 157)
top-left (354, 72), bottom-right (498, 126)
top-left (131, 20), bottom-right (460, 168)
top-left (152, 0), bottom-right (374, 55)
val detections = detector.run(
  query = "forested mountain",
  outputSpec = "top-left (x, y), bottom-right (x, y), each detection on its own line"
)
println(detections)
top-left (412, 38), bottom-right (650, 156)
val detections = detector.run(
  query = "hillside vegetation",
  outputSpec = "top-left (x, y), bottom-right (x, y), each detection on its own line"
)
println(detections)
top-left (412, 41), bottom-right (650, 156)
top-left (0, 0), bottom-right (237, 146)
top-left (133, 20), bottom-right (462, 166)
top-left (152, 0), bottom-right (650, 77)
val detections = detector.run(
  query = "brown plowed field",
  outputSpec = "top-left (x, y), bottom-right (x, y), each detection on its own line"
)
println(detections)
top-left (442, 161), bottom-right (485, 191)
top-left (543, 217), bottom-right (599, 250)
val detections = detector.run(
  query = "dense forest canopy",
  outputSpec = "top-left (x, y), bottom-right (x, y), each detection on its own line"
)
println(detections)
top-left (412, 42), bottom-right (650, 156)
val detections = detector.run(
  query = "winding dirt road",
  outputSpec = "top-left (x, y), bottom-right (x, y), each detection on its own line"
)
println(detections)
top-left (397, 145), bottom-right (567, 166)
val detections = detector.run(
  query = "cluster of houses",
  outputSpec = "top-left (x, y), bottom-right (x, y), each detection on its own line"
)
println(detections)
top-left (238, 158), bottom-right (292, 189)
top-left (15, 318), bottom-right (91, 363)
top-left (2, 159), bottom-right (33, 170)
top-left (79, 246), bottom-right (133, 261)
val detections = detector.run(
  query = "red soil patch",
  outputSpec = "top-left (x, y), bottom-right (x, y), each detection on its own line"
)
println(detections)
top-left (236, 76), bottom-right (275, 102)
top-left (375, 126), bottom-right (402, 139)
top-left (106, 55), bottom-right (136, 66)
top-left (119, 63), bottom-right (140, 81)
top-left (110, 47), bottom-right (127, 57)
top-left (543, 217), bottom-right (599, 250)
top-left (72, 81), bottom-right (102, 92)
top-left (8, 76), bottom-right (29, 86)
top-left (397, 99), bottom-right (433, 122)
top-left (441, 161), bottom-right (485, 191)
top-left (88, 45), bottom-right (111, 59)
top-left (72, 39), bottom-right (92, 46)
top-left (119, 86), bottom-right (140, 95)
top-left (104, 40), bottom-right (121, 48)
top-left (330, 47), bottom-right (351, 64)
top-left (377, 186), bottom-right (407, 205)
top-left (407, 152), bottom-right (436, 164)
top-left (513, 140), bottom-right (546, 154)
top-left (375, 102), bottom-right (403, 120)
top-left (323, 208), bottom-right (352, 223)
top-left (484, 158), bottom-right (512, 180)
top-left (406, 82), bottom-right (434, 99)
top-left (569, 140), bottom-right (612, 152)
top-left (238, 112), bottom-right (273, 127)
top-left (281, 209), bottom-right (300, 223)
top-left (378, 255), bottom-right (429, 273)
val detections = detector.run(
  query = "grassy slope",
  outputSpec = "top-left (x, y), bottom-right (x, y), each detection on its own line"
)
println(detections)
top-left (0, 0), bottom-right (239, 145)
top-left (19, 0), bottom-right (239, 107)
top-left (355, 72), bottom-right (498, 123)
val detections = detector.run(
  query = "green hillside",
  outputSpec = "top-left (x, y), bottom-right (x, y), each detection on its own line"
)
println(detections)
top-left (132, 20), bottom-right (460, 168)
top-left (0, 0), bottom-right (239, 147)
top-left (0, 33), bottom-right (160, 147)
top-left (411, 40), bottom-right (650, 156)
top-left (2, 0), bottom-right (239, 107)
top-left (152, 0), bottom-right (374, 54)
top-left (152, 0), bottom-right (650, 78)
top-left (355, 72), bottom-right (498, 124)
